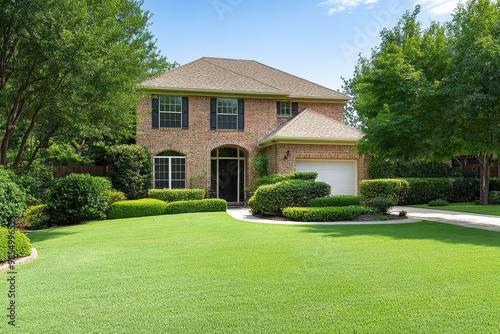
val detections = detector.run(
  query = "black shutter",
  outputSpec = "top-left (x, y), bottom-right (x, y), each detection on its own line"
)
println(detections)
top-left (238, 99), bottom-right (244, 131)
top-left (181, 97), bottom-right (189, 129)
top-left (276, 101), bottom-right (281, 115)
top-left (152, 96), bottom-right (159, 128)
top-left (292, 102), bottom-right (299, 117)
top-left (210, 98), bottom-right (217, 130)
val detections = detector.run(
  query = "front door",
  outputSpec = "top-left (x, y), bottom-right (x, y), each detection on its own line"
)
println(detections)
top-left (218, 159), bottom-right (238, 202)
top-left (211, 147), bottom-right (245, 202)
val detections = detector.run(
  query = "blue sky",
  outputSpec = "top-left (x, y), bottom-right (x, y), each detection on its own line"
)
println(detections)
top-left (141, 0), bottom-right (460, 92)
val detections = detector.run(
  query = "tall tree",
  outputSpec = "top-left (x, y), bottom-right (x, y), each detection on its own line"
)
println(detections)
top-left (0, 0), bottom-right (171, 173)
top-left (345, 0), bottom-right (500, 204)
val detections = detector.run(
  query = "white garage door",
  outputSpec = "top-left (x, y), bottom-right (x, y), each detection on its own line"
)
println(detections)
top-left (296, 160), bottom-right (357, 195)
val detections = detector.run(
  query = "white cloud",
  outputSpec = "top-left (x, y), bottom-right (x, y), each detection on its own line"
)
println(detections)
top-left (320, 0), bottom-right (379, 15)
top-left (414, 0), bottom-right (461, 15)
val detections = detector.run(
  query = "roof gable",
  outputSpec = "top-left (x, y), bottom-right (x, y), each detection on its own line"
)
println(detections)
top-left (141, 57), bottom-right (349, 100)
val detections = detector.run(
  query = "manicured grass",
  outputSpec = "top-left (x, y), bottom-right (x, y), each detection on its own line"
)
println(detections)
top-left (1, 213), bottom-right (500, 333)
top-left (413, 202), bottom-right (500, 216)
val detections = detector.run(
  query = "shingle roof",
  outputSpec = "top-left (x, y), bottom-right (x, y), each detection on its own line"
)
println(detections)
top-left (141, 57), bottom-right (349, 100)
top-left (257, 109), bottom-right (363, 147)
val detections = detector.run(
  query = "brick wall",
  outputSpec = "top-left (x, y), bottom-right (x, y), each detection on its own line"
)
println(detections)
top-left (137, 95), bottom-right (364, 192)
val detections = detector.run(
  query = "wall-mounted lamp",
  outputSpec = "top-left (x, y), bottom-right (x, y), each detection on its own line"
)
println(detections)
top-left (284, 150), bottom-right (291, 160)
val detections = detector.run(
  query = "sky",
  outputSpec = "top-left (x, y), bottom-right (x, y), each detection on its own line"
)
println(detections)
top-left (141, 0), bottom-right (461, 92)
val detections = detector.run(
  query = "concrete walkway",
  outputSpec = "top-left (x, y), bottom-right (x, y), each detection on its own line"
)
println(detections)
top-left (391, 206), bottom-right (500, 232)
top-left (226, 206), bottom-right (500, 231)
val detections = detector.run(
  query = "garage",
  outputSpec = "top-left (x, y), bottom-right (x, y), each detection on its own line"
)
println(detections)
top-left (296, 160), bottom-right (357, 195)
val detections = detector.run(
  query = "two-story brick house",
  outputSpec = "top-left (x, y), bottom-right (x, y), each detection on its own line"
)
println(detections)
top-left (137, 57), bottom-right (367, 203)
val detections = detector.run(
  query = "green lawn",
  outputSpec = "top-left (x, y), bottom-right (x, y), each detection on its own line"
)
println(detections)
top-left (413, 202), bottom-right (500, 216)
top-left (2, 213), bottom-right (500, 333)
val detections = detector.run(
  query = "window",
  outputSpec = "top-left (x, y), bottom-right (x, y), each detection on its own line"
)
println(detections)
top-left (278, 101), bottom-right (291, 116)
top-left (217, 98), bottom-right (238, 130)
top-left (154, 151), bottom-right (186, 189)
top-left (159, 96), bottom-right (182, 128)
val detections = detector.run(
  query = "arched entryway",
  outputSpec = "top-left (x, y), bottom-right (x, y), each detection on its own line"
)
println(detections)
top-left (210, 146), bottom-right (245, 202)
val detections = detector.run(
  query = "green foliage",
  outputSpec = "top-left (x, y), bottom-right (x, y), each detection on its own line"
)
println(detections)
top-left (252, 154), bottom-right (269, 177)
top-left (488, 191), bottom-right (500, 205)
top-left (366, 197), bottom-right (395, 215)
top-left (47, 143), bottom-right (93, 166)
top-left (46, 174), bottom-right (111, 225)
top-left (148, 188), bottom-right (206, 202)
top-left (428, 199), bottom-right (448, 207)
top-left (108, 191), bottom-right (127, 206)
top-left (0, 167), bottom-right (26, 228)
top-left (248, 180), bottom-right (331, 216)
top-left (20, 204), bottom-right (49, 230)
top-left (398, 210), bottom-right (407, 217)
top-left (254, 172), bottom-right (318, 188)
top-left (450, 178), bottom-right (480, 203)
top-left (107, 199), bottom-right (168, 219)
top-left (367, 157), bottom-right (397, 179)
top-left (0, 227), bottom-right (32, 262)
top-left (360, 179), bottom-right (409, 204)
top-left (489, 178), bottom-right (500, 191)
top-left (282, 206), bottom-right (372, 222)
top-left (308, 195), bottom-right (362, 207)
top-left (400, 178), bottom-right (452, 205)
top-left (164, 199), bottom-right (227, 214)
top-left (13, 161), bottom-right (54, 206)
top-left (107, 145), bottom-right (152, 200)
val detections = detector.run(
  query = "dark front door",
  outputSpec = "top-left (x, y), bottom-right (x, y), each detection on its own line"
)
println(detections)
top-left (218, 159), bottom-right (238, 202)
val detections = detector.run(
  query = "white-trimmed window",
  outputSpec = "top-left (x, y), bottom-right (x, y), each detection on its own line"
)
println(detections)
top-left (154, 151), bottom-right (185, 189)
top-left (278, 101), bottom-right (291, 116)
top-left (159, 96), bottom-right (182, 128)
top-left (217, 98), bottom-right (238, 130)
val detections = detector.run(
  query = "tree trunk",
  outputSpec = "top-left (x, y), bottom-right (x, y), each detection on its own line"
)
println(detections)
top-left (478, 153), bottom-right (492, 205)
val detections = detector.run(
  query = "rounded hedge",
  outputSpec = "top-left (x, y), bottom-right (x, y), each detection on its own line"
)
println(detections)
top-left (21, 204), bottom-right (49, 230)
top-left (46, 174), bottom-right (111, 225)
top-left (0, 227), bottom-right (32, 262)
top-left (107, 199), bottom-right (168, 219)
top-left (248, 180), bottom-right (331, 216)
top-left (308, 195), bottom-right (362, 207)
top-left (282, 206), bottom-right (372, 222)
top-left (148, 188), bottom-right (206, 202)
top-left (0, 167), bottom-right (26, 228)
top-left (164, 199), bottom-right (227, 214)
top-left (360, 179), bottom-right (409, 204)
top-left (489, 191), bottom-right (500, 205)
top-left (254, 172), bottom-right (318, 188)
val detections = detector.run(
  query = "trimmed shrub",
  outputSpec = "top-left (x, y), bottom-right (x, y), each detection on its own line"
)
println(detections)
top-left (428, 199), bottom-right (448, 206)
top-left (282, 206), bottom-right (372, 222)
top-left (107, 199), bottom-right (168, 219)
top-left (0, 167), bottom-right (26, 228)
top-left (14, 161), bottom-right (53, 206)
top-left (360, 179), bottom-right (409, 204)
top-left (20, 205), bottom-right (49, 230)
top-left (366, 197), bottom-right (395, 215)
top-left (308, 195), bottom-right (362, 207)
top-left (0, 227), bottom-right (32, 262)
top-left (489, 191), bottom-right (500, 205)
top-left (46, 174), bottom-right (111, 225)
top-left (108, 191), bottom-right (127, 206)
top-left (107, 144), bottom-right (152, 199)
top-left (164, 199), bottom-right (227, 214)
top-left (450, 178), bottom-right (480, 202)
top-left (248, 180), bottom-right (330, 216)
top-left (252, 154), bottom-right (269, 177)
top-left (148, 188), bottom-right (206, 202)
top-left (254, 172), bottom-right (318, 188)
top-left (400, 178), bottom-right (452, 205)
top-left (490, 178), bottom-right (500, 191)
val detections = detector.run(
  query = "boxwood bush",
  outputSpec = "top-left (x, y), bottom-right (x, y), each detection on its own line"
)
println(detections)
top-left (450, 178), bottom-right (480, 202)
top-left (45, 174), bottom-right (111, 225)
top-left (164, 199), bottom-right (227, 214)
top-left (0, 227), bottom-right (32, 262)
top-left (254, 172), bottom-right (318, 188)
top-left (0, 167), bottom-right (26, 228)
top-left (148, 188), bottom-right (206, 202)
top-left (428, 199), bottom-right (448, 206)
top-left (360, 179), bottom-right (409, 204)
top-left (489, 191), bottom-right (500, 205)
top-left (248, 180), bottom-right (330, 216)
top-left (282, 206), bottom-right (372, 222)
top-left (308, 195), bottom-right (362, 207)
top-left (366, 197), bottom-right (395, 214)
top-left (400, 178), bottom-right (452, 205)
top-left (107, 199), bottom-right (169, 219)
